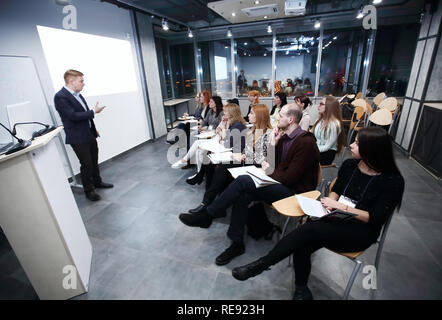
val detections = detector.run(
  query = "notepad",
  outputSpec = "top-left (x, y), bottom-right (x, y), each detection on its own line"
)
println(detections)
top-left (195, 131), bottom-right (216, 139)
top-left (228, 165), bottom-right (280, 188)
top-left (295, 195), bottom-right (357, 220)
top-left (209, 152), bottom-right (233, 164)
top-left (198, 139), bottom-right (231, 153)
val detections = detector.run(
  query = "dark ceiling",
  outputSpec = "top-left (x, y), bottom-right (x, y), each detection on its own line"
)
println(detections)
top-left (102, 0), bottom-right (430, 33)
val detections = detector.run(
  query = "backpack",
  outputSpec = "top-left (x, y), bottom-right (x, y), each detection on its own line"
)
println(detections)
top-left (246, 202), bottom-right (282, 240)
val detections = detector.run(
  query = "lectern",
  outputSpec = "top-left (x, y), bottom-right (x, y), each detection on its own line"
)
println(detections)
top-left (0, 127), bottom-right (92, 299)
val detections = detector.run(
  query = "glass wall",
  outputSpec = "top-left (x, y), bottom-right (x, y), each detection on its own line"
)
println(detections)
top-left (235, 36), bottom-right (273, 97)
top-left (155, 38), bottom-right (173, 99)
top-left (170, 43), bottom-right (197, 98)
top-left (367, 23), bottom-right (419, 97)
top-left (198, 39), bottom-right (233, 97)
top-left (319, 28), bottom-right (368, 96)
top-left (275, 32), bottom-right (318, 97)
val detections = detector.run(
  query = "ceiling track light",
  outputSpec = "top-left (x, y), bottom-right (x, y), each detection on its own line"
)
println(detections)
top-left (162, 18), bottom-right (169, 31)
top-left (227, 28), bottom-right (232, 37)
top-left (188, 28), bottom-right (193, 38)
top-left (267, 24), bottom-right (272, 33)
top-left (373, 0), bottom-right (382, 4)
top-left (356, 10), bottom-right (364, 19)
top-left (314, 19), bottom-right (321, 29)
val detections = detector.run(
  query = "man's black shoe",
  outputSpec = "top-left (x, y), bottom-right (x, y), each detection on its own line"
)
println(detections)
top-left (85, 190), bottom-right (101, 201)
top-left (292, 286), bottom-right (313, 300)
top-left (215, 242), bottom-right (245, 266)
top-left (179, 211), bottom-right (212, 228)
top-left (95, 182), bottom-right (113, 189)
top-left (189, 203), bottom-right (207, 214)
top-left (232, 258), bottom-right (270, 281)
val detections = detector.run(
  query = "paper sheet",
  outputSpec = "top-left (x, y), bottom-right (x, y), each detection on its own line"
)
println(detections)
top-left (209, 152), bottom-right (233, 164)
top-left (295, 195), bottom-right (328, 217)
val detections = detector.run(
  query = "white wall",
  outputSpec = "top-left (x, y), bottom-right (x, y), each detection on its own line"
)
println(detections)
top-left (0, 0), bottom-right (151, 176)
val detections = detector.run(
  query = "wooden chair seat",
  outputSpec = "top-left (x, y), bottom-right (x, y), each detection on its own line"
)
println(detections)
top-left (378, 97), bottom-right (398, 112)
top-left (272, 190), bottom-right (321, 217)
top-left (330, 250), bottom-right (364, 259)
top-left (373, 92), bottom-right (386, 106)
top-left (320, 163), bottom-right (337, 169)
top-left (369, 108), bottom-right (392, 126)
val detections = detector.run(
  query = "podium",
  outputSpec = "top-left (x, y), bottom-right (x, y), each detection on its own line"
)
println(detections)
top-left (0, 127), bottom-right (92, 299)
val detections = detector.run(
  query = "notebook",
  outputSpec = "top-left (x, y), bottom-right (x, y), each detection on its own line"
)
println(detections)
top-left (295, 195), bottom-right (357, 220)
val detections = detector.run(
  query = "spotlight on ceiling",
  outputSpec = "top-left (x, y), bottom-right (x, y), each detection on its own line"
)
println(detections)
top-left (373, 0), bottom-right (382, 4)
top-left (188, 28), bottom-right (193, 38)
top-left (267, 24), bottom-right (272, 33)
top-left (227, 28), bottom-right (232, 37)
top-left (314, 19), bottom-right (321, 29)
top-left (162, 19), bottom-right (169, 31)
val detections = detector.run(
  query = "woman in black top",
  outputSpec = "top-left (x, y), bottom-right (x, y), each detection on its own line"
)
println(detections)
top-left (231, 127), bottom-right (405, 300)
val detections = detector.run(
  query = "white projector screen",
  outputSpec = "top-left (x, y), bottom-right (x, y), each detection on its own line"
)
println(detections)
top-left (37, 25), bottom-right (138, 96)
top-left (214, 56), bottom-right (228, 80)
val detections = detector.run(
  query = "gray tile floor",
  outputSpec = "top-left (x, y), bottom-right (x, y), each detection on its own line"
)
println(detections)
top-left (1, 136), bottom-right (441, 300)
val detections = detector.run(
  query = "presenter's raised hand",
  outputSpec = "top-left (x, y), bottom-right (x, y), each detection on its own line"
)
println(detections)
top-left (94, 102), bottom-right (106, 114)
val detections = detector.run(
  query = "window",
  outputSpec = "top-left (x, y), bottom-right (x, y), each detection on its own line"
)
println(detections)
top-left (170, 43), bottom-right (197, 98)
top-left (367, 24), bottom-right (419, 97)
top-left (155, 38), bottom-right (173, 99)
top-left (275, 32), bottom-right (318, 97)
top-left (235, 36), bottom-right (273, 97)
top-left (319, 28), bottom-right (368, 97)
top-left (198, 39), bottom-right (232, 97)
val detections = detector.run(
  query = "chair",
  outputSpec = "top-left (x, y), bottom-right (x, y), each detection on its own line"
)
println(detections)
top-left (372, 92), bottom-right (386, 112)
top-left (328, 213), bottom-right (394, 300)
top-left (378, 97), bottom-right (398, 113)
top-left (272, 176), bottom-right (395, 300)
top-left (369, 108), bottom-right (392, 126)
top-left (273, 165), bottom-right (323, 240)
top-left (346, 106), bottom-right (365, 147)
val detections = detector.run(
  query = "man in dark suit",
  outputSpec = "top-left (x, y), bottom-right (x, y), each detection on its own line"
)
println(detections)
top-left (54, 69), bottom-right (113, 201)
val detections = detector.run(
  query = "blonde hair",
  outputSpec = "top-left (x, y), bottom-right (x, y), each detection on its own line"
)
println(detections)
top-left (224, 103), bottom-right (246, 126)
top-left (64, 69), bottom-right (83, 84)
top-left (248, 90), bottom-right (260, 103)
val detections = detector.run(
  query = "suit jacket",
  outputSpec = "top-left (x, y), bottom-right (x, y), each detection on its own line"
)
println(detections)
top-left (267, 131), bottom-right (320, 194)
top-left (54, 87), bottom-right (98, 144)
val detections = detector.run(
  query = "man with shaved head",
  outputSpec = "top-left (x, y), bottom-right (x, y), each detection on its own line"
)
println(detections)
top-left (179, 103), bottom-right (320, 266)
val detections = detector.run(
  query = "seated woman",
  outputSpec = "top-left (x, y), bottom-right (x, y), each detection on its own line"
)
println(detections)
top-left (187, 104), bottom-right (272, 214)
top-left (244, 90), bottom-right (260, 122)
top-left (270, 92), bottom-right (287, 127)
top-left (167, 91), bottom-right (210, 163)
top-left (294, 95), bottom-right (312, 131)
top-left (231, 127), bottom-right (405, 300)
top-left (171, 96), bottom-right (223, 170)
top-left (312, 95), bottom-right (345, 165)
top-left (186, 102), bottom-right (248, 187)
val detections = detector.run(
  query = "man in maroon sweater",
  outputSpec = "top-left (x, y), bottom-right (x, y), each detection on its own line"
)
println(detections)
top-left (179, 104), bottom-right (320, 265)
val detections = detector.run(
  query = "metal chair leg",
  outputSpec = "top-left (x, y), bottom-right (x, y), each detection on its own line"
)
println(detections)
top-left (343, 259), bottom-right (362, 300)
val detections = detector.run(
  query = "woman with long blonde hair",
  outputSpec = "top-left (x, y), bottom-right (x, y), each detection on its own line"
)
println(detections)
top-left (311, 95), bottom-right (345, 165)
top-left (185, 103), bottom-right (249, 214)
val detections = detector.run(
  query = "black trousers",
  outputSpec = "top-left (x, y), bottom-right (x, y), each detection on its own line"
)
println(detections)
top-left (320, 149), bottom-right (336, 165)
top-left (207, 175), bottom-right (294, 242)
top-left (174, 122), bottom-right (191, 151)
top-left (261, 219), bottom-right (377, 286)
top-left (71, 138), bottom-right (102, 193)
top-left (202, 163), bottom-right (242, 206)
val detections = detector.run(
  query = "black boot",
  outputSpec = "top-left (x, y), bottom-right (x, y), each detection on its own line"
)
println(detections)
top-left (292, 286), bottom-right (313, 300)
top-left (215, 241), bottom-right (245, 266)
top-left (189, 203), bottom-right (207, 214)
top-left (231, 258), bottom-right (270, 281)
top-left (186, 168), bottom-right (205, 185)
